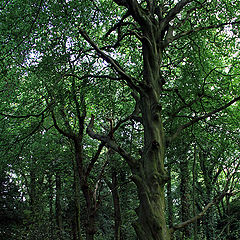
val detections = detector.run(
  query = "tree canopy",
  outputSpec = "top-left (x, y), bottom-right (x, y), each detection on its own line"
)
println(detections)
top-left (0, 0), bottom-right (240, 239)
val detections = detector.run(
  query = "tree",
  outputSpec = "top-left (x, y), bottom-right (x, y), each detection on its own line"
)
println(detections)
top-left (0, 169), bottom-right (23, 239)
top-left (1, 0), bottom-right (240, 239)
top-left (85, 1), bottom-right (240, 239)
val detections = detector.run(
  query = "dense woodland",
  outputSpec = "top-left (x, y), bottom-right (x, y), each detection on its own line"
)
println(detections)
top-left (0, 0), bottom-right (240, 239)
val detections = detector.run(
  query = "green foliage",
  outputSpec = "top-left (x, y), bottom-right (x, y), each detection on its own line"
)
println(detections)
top-left (0, 170), bottom-right (23, 239)
top-left (0, 0), bottom-right (240, 239)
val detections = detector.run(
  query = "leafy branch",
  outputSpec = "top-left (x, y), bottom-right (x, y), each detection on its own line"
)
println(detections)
top-left (168, 95), bottom-right (240, 142)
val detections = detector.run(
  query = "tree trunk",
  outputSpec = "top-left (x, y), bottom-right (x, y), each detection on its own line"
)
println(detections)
top-left (179, 156), bottom-right (191, 239)
top-left (56, 171), bottom-right (63, 238)
top-left (48, 173), bottom-right (54, 238)
top-left (74, 140), bottom-right (97, 240)
top-left (72, 160), bottom-right (83, 240)
top-left (81, 186), bottom-right (96, 240)
top-left (29, 169), bottom-right (37, 216)
top-left (130, 23), bottom-right (170, 240)
top-left (192, 146), bottom-right (198, 240)
top-left (167, 165), bottom-right (173, 228)
top-left (132, 95), bottom-right (170, 240)
top-left (199, 152), bottom-right (215, 239)
top-left (111, 170), bottom-right (122, 240)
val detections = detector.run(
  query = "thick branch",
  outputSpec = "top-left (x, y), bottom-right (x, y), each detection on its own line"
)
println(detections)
top-left (105, 11), bottom-right (131, 38)
top-left (51, 111), bottom-right (76, 140)
top-left (70, 75), bottom-right (86, 137)
top-left (168, 95), bottom-right (240, 142)
top-left (113, 100), bottom-right (142, 133)
top-left (78, 28), bottom-right (141, 92)
top-left (86, 142), bottom-right (105, 178)
top-left (87, 115), bottom-right (136, 168)
top-left (162, 0), bottom-right (193, 28)
top-left (113, 0), bottom-right (148, 26)
top-left (71, 77), bottom-right (81, 124)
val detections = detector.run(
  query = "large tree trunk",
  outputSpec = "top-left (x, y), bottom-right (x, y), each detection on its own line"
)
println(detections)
top-left (131, 23), bottom-right (170, 240)
top-left (81, 185), bottom-right (96, 240)
top-left (132, 94), bottom-right (170, 240)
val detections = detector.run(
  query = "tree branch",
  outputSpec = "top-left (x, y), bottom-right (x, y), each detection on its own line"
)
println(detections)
top-left (164, 20), bottom-right (240, 47)
top-left (86, 142), bottom-right (105, 178)
top-left (0, 103), bottom-right (52, 119)
top-left (168, 95), bottom-right (240, 142)
top-left (86, 115), bottom-right (136, 168)
top-left (64, 73), bottom-right (121, 81)
top-left (51, 111), bottom-right (75, 140)
top-left (78, 28), bottom-right (141, 93)
top-left (162, 0), bottom-right (193, 28)
top-left (113, 99), bottom-right (142, 133)
top-left (169, 190), bottom-right (229, 234)
top-left (105, 11), bottom-right (131, 38)
top-left (170, 163), bottom-right (239, 235)
top-left (113, 0), bottom-right (149, 26)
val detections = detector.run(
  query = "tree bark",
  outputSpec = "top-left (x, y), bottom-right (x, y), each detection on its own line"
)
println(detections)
top-left (192, 146), bottom-right (198, 240)
top-left (72, 160), bottom-right (83, 240)
top-left (167, 165), bottom-right (173, 229)
top-left (131, 92), bottom-right (170, 240)
top-left (129, 18), bottom-right (170, 239)
top-left (111, 170), bottom-right (122, 240)
top-left (74, 140), bottom-right (97, 240)
top-left (132, 88), bottom-right (170, 239)
top-left (56, 171), bottom-right (63, 238)
top-left (48, 173), bottom-right (54, 238)
top-left (199, 151), bottom-right (215, 239)
top-left (179, 156), bottom-right (191, 239)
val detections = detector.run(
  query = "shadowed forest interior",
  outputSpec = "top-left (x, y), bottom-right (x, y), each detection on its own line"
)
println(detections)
top-left (0, 0), bottom-right (240, 239)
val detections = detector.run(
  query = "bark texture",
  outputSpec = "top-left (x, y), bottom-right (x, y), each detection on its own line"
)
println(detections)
top-left (111, 170), bottom-right (122, 240)
top-left (179, 156), bottom-right (191, 239)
